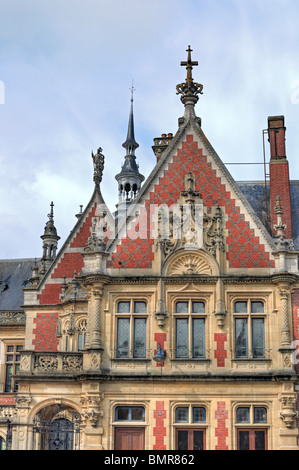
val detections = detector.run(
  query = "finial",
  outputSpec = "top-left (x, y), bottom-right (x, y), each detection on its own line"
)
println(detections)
top-left (176, 45), bottom-right (203, 109)
top-left (48, 202), bottom-right (54, 221)
top-left (92, 147), bottom-right (105, 186)
top-left (130, 80), bottom-right (135, 103)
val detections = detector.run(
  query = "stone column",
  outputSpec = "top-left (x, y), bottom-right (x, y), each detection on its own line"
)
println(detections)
top-left (90, 287), bottom-right (103, 350)
top-left (272, 274), bottom-right (296, 369)
top-left (279, 288), bottom-right (291, 347)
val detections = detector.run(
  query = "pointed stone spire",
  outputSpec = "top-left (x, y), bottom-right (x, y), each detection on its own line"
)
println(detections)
top-left (122, 82), bottom-right (139, 156)
top-left (40, 202), bottom-right (60, 270)
top-left (115, 83), bottom-right (144, 202)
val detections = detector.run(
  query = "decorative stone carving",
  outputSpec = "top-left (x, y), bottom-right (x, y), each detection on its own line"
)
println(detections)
top-left (34, 354), bottom-right (58, 372)
top-left (280, 396), bottom-right (298, 428)
top-left (0, 311), bottom-right (26, 324)
top-left (154, 299), bottom-right (168, 328)
top-left (167, 253), bottom-right (212, 276)
top-left (62, 354), bottom-right (83, 372)
top-left (92, 147), bottom-right (105, 185)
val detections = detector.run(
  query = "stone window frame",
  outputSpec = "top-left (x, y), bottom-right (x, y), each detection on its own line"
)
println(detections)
top-left (232, 402), bottom-right (271, 450)
top-left (228, 293), bottom-right (271, 362)
top-left (170, 401), bottom-right (210, 450)
top-left (109, 400), bottom-right (150, 450)
top-left (168, 294), bottom-right (212, 361)
top-left (112, 296), bottom-right (151, 361)
top-left (3, 341), bottom-right (24, 393)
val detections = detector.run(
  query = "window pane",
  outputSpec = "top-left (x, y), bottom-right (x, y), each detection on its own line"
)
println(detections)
top-left (134, 301), bottom-right (147, 313)
top-left (234, 301), bottom-right (247, 313)
top-left (117, 318), bottom-right (130, 358)
top-left (176, 302), bottom-right (188, 313)
top-left (193, 431), bottom-right (204, 451)
top-left (5, 365), bottom-right (13, 392)
top-left (255, 431), bottom-right (266, 450)
top-left (176, 319), bottom-right (189, 358)
top-left (131, 407), bottom-right (145, 421)
top-left (177, 430), bottom-right (188, 450)
top-left (7, 346), bottom-right (14, 352)
top-left (116, 407), bottom-right (129, 420)
top-left (117, 301), bottom-right (130, 313)
top-left (254, 407), bottom-right (267, 423)
top-left (6, 355), bottom-right (14, 362)
top-left (175, 407), bottom-right (189, 423)
top-left (0, 437), bottom-right (6, 450)
top-left (252, 319), bottom-right (265, 358)
top-left (236, 407), bottom-right (250, 423)
top-left (133, 318), bottom-right (146, 358)
top-left (192, 319), bottom-right (205, 358)
top-left (235, 318), bottom-right (248, 358)
top-left (78, 333), bottom-right (83, 351)
top-left (16, 345), bottom-right (23, 351)
top-left (192, 302), bottom-right (205, 313)
top-left (251, 301), bottom-right (264, 313)
top-left (238, 431), bottom-right (250, 450)
top-left (193, 407), bottom-right (206, 423)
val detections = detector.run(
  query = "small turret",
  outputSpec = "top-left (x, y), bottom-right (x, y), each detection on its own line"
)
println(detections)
top-left (40, 202), bottom-right (60, 270)
top-left (115, 84), bottom-right (144, 204)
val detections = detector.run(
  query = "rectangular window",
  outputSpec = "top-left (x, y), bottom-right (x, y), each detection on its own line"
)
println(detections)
top-left (192, 319), bottom-right (205, 358)
top-left (176, 319), bottom-right (189, 358)
top-left (117, 318), bottom-right (130, 358)
top-left (176, 429), bottom-right (205, 451)
top-left (235, 315), bottom-right (265, 359)
top-left (252, 318), bottom-right (265, 358)
top-left (133, 318), bottom-right (146, 358)
top-left (175, 300), bottom-right (206, 359)
top-left (235, 318), bottom-right (248, 358)
top-left (4, 344), bottom-right (23, 393)
top-left (237, 429), bottom-right (267, 450)
top-left (116, 315), bottom-right (147, 359)
top-left (115, 406), bottom-right (145, 421)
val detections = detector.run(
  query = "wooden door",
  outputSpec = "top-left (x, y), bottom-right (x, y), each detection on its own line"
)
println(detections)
top-left (115, 427), bottom-right (145, 450)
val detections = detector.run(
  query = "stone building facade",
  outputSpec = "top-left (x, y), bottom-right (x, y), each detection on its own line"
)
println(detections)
top-left (1, 47), bottom-right (299, 451)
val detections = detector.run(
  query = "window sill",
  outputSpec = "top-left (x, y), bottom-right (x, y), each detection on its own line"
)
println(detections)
top-left (170, 358), bottom-right (211, 363)
top-left (232, 358), bottom-right (271, 362)
top-left (111, 358), bottom-right (152, 362)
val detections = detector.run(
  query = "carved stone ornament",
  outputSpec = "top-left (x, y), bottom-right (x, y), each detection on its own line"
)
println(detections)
top-left (15, 396), bottom-right (32, 408)
top-left (156, 174), bottom-right (224, 265)
top-left (154, 299), bottom-right (168, 328)
top-left (176, 46), bottom-right (203, 106)
top-left (34, 354), bottom-right (58, 372)
top-left (279, 396), bottom-right (298, 428)
top-left (168, 253), bottom-right (212, 276)
top-left (92, 147), bottom-right (105, 185)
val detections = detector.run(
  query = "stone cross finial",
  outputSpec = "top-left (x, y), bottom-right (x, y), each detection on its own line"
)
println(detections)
top-left (176, 45), bottom-right (203, 106)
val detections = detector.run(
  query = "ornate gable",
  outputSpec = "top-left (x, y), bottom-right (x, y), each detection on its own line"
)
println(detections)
top-left (109, 127), bottom-right (275, 272)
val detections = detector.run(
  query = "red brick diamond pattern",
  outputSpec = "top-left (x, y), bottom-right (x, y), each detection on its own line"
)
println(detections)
top-left (32, 312), bottom-right (59, 351)
top-left (112, 134), bottom-right (274, 269)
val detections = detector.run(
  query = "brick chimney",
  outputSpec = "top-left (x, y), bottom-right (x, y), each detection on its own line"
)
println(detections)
top-left (268, 116), bottom-right (293, 239)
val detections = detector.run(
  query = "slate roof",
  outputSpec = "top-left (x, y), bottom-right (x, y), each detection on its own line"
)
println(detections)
top-left (0, 259), bottom-right (35, 310)
top-left (237, 180), bottom-right (299, 250)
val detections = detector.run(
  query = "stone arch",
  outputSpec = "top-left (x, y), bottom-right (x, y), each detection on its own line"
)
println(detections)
top-left (28, 397), bottom-right (81, 422)
top-left (164, 249), bottom-right (219, 277)
top-left (29, 398), bottom-right (82, 451)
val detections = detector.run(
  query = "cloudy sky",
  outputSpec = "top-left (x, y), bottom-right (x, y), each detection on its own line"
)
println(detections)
top-left (0, 0), bottom-right (299, 259)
